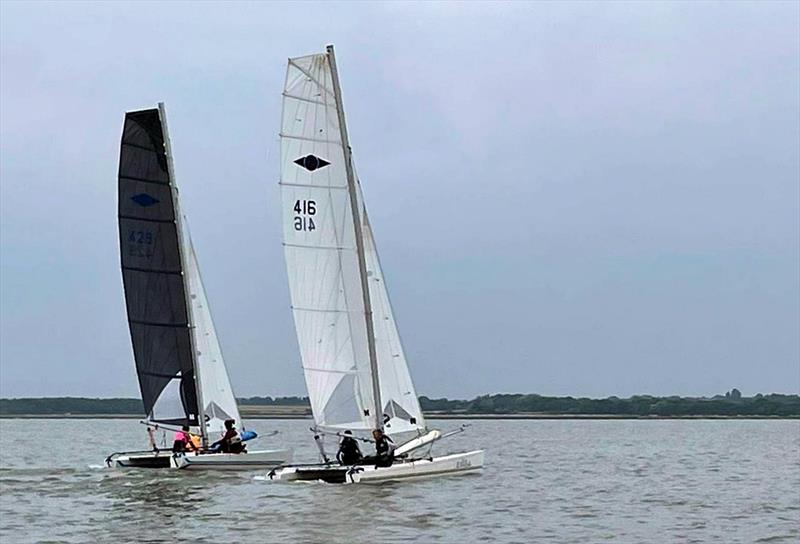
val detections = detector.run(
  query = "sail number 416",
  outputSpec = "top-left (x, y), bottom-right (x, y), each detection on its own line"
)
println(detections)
top-left (293, 199), bottom-right (316, 231)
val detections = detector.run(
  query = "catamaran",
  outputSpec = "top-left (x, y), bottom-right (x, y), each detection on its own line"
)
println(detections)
top-left (106, 104), bottom-right (291, 470)
top-left (266, 46), bottom-right (484, 483)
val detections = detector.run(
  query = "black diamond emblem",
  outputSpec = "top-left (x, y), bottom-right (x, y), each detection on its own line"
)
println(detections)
top-left (294, 154), bottom-right (330, 172)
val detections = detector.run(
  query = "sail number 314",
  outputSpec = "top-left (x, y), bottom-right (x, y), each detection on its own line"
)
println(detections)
top-left (293, 199), bottom-right (316, 231)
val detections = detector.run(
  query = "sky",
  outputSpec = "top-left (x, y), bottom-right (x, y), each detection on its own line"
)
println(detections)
top-left (1, 1), bottom-right (798, 399)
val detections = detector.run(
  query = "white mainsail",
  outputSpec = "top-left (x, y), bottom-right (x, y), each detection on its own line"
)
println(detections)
top-left (184, 229), bottom-right (242, 436)
top-left (280, 51), bottom-right (424, 436)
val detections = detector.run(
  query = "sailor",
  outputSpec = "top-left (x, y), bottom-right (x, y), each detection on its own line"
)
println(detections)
top-left (188, 432), bottom-right (202, 451)
top-left (372, 428), bottom-right (394, 468)
top-left (212, 419), bottom-right (245, 454)
top-left (172, 425), bottom-right (197, 453)
top-left (336, 430), bottom-right (362, 465)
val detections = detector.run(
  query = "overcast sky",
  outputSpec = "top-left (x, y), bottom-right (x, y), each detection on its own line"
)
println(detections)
top-left (1, 1), bottom-right (798, 399)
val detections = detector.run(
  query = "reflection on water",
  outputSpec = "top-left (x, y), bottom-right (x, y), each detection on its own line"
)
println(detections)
top-left (1, 418), bottom-right (798, 543)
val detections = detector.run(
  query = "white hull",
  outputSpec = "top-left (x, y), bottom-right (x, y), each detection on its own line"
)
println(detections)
top-left (171, 449), bottom-right (292, 470)
top-left (267, 450), bottom-right (484, 484)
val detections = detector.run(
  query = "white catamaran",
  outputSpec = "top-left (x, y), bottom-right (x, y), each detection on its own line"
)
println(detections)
top-left (267, 46), bottom-right (484, 483)
top-left (107, 104), bottom-right (291, 470)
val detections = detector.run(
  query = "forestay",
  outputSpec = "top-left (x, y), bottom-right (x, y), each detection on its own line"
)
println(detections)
top-left (280, 52), bottom-right (424, 436)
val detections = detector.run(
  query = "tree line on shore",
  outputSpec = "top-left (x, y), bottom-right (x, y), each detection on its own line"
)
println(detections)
top-left (1, 391), bottom-right (798, 416)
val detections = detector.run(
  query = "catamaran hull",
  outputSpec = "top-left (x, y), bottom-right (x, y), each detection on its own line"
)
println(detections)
top-left (268, 450), bottom-right (484, 484)
top-left (109, 451), bottom-right (172, 469)
top-left (350, 450), bottom-right (484, 484)
top-left (171, 449), bottom-right (292, 470)
top-left (108, 449), bottom-right (292, 470)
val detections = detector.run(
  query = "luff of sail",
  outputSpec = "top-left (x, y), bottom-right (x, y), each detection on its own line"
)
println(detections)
top-left (280, 51), bottom-right (424, 436)
top-left (185, 229), bottom-right (242, 435)
top-left (360, 204), bottom-right (425, 434)
top-left (118, 108), bottom-right (199, 426)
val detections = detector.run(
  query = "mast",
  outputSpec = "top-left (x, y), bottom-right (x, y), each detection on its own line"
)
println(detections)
top-left (326, 44), bottom-right (383, 431)
top-left (158, 102), bottom-right (208, 448)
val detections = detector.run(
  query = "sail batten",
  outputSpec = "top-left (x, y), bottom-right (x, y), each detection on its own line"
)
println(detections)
top-left (128, 319), bottom-right (188, 327)
top-left (279, 133), bottom-right (341, 145)
top-left (119, 176), bottom-right (169, 186)
top-left (280, 49), bottom-right (425, 437)
top-left (279, 182), bottom-right (348, 190)
top-left (283, 242), bottom-right (355, 251)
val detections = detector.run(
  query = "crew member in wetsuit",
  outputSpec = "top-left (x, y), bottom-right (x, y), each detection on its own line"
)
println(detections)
top-left (337, 430), bottom-right (362, 465)
top-left (372, 428), bottom-right (394, 467)
top-left (211, 419), bottom-right (245, 454)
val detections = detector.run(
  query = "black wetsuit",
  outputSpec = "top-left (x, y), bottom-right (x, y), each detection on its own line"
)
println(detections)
top-left (337, 436), bottom-right (362, 465)
top-left (373, 435), bottom-right (394, 468)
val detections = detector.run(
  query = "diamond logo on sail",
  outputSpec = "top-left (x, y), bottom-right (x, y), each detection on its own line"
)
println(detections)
top-left (294, 154), bottom-right (330, 172)
top-left (131, 193), bottom-right (159, 207)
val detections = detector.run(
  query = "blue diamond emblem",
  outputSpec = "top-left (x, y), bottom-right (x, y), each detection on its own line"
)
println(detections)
top-left (131, 193), bottom-right (159, 207)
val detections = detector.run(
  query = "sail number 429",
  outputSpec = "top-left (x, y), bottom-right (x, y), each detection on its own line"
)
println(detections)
top-left (293, 199), bottom-right (316, 231)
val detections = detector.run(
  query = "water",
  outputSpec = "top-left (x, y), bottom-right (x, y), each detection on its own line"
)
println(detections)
top-left (0, 419), bottom-right (798, 543)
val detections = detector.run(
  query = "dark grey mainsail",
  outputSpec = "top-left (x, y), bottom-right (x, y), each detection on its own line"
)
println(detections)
top-left (118, 107), bottom-right (199, 426)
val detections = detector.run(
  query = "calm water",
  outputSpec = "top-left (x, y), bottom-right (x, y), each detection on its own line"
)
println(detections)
top-left (0, 418), bottom-right (798, 543)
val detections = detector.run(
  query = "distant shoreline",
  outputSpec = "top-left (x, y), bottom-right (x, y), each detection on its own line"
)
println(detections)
top-left (2, 392), bottom-right (798, 418)
top-left (1, 413), bottom-right (797, 420)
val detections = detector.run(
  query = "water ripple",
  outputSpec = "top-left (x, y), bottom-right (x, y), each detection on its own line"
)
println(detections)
top-left (1, 419), bottom-right (798, 543)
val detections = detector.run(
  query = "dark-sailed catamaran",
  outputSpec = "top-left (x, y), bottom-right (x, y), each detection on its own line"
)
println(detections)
top-left (266, 46), bottom-right (484, 483)
top-left (107, 104), bottom-right (291, 470)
